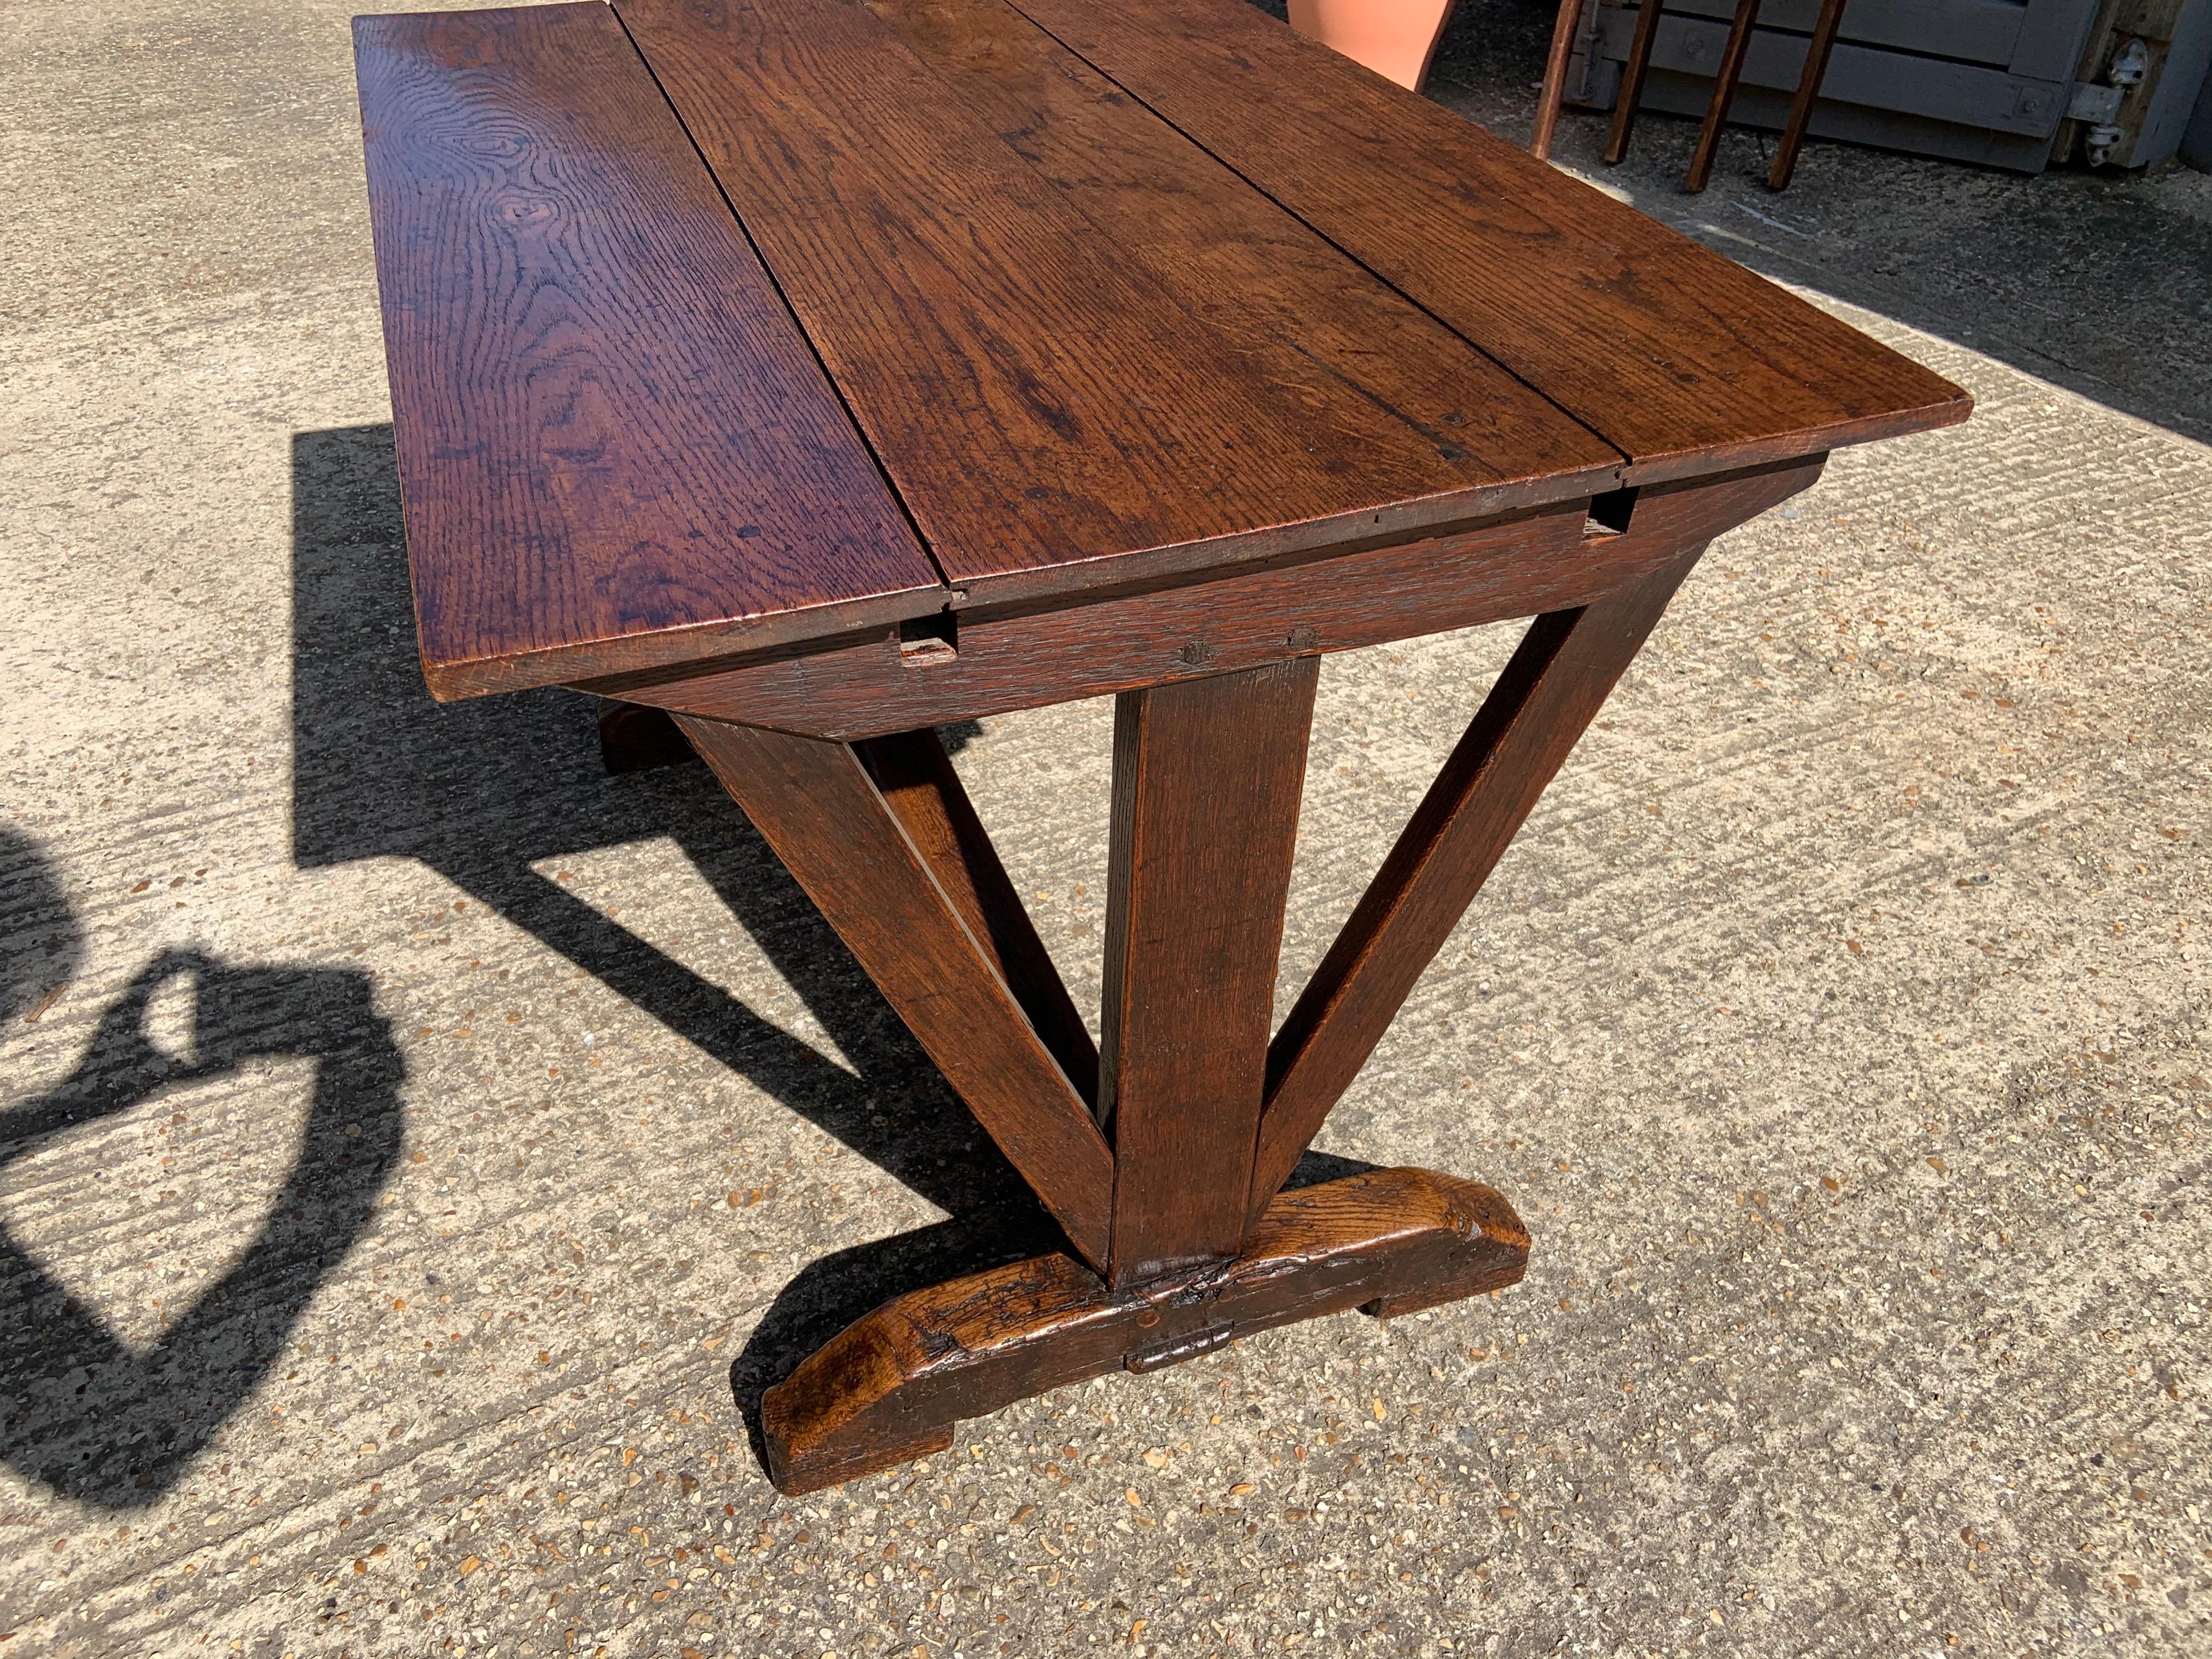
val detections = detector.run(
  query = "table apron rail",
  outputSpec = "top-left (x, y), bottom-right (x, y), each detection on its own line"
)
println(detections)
top-left (580, 458), bottom-right (1820, 740)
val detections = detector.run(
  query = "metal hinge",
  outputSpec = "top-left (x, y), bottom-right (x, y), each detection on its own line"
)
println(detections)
top-left (2067, 81), bottom-right (2124, 123)
top-left (2069, 36), bottom-right (2152, 166)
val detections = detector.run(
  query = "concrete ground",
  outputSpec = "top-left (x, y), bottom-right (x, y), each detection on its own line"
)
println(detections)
top-left (1, 0), bottom-right (2206, 1655)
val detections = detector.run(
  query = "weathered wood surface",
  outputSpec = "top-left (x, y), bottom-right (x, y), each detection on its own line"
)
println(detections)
top-left (1006, 0), bottom-right (1970, 480)
top-left (1613, 0), bottom-right (2029, 68)
top-left (676, 716), bottom-right (1114, 1270)
top-left (759, 1166), bottom-right (1530, 1494)
top-left (359, 0), bottom-right (1967, 692)
top-left (1099, 660), bottom-right (1319, 1288)
top-left (856, 0), bottom-right (1621, 553)
top-left (614, 0), bottom-right (1614, 606)
top-left (350, 0), bottom-right (1974, 1488)
top-left (1591, 7), bottom-right (2085, 142)
top-left (1249, 458), bottom-right (1823, 1221)
top-left (353, 3), bottom-right (937, 698)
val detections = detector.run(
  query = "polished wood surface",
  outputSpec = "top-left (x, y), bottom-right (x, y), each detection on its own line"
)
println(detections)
top-left (614, 0), bottom-right (1608, 603)
top-left (361, 0), bottom-right (1966, 691)
top-left (856, 0), bottom-right (1622, 553)
top-left (760, 1166), bottom-right (1530, 1495)
top-left (353, 4), bottom-right (936, 698)
top-left (1006, 0), bottom-right (1968, 479)
top-left (1100, 660), bottom-right (1318, 1287)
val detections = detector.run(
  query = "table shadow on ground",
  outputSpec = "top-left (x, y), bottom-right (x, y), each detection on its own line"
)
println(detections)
top-left (289, 425), bottom-right (1070, 1441)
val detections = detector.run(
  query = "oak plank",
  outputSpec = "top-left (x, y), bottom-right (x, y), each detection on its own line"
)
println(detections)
top-left (613, 0), bottom-right (1570, 602)
top-left (1249, 458), bottom-right (1824, 1221)
top-left (1006, 0), bottom-right (1971, 481)
top-left (1100, 659), bottom-right (1319, 1287)
top-left (676, 715), bottom-right (1114, 1268)
top-left (854, 728), bottom-right (1100, 1106)
top-left (353, 3), bottom-right (940, 698)
top-left (861, 0), bottom-right (1619, 499)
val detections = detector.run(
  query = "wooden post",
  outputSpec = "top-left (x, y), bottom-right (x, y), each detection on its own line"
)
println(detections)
top-left (1531, 0), bottom-right (1585, 159)
top-left (1604, 0), bottom-right (1667, 165)
top-left (1098, 659), bottom-right (1319, 1286)
top-left (1684, 0), bottom-right (1761, 193)
top-left (1767, 0), bottom-right (1847, 190)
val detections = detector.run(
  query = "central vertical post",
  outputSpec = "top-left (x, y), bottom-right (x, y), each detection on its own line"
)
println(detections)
top-left (1099, 657), bottom-right (1320, 1288)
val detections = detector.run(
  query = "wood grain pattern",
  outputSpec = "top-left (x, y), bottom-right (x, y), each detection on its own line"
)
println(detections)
top-left (675, 715), bottom-right (1113, 1268)
top-left (1005, 0), bottom-right (1972, 481)
top-left (613, 0), bottom-right (1577, 599)
top-left (353, 3), bottom-right (941, 698)
top-left (586, 503), bottom-right (1667, 740)
top-left (1249, 457), bottom-right (1824, 1222)
top-left (760, 1165), bottom-right (1528, 1493)
top-left (860, 0), bottom-right (1621, 528)
top-left (854, 728), bottom-right (1100, 1107)
top-left (1099, 660), bottom-right (1319, 1287)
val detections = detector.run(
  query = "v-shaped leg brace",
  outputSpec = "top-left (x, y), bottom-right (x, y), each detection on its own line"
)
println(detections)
top-left (1254, 455), bottom-right (1825, 1223)
top-left (662, 453), bottom-right (1822, 1493)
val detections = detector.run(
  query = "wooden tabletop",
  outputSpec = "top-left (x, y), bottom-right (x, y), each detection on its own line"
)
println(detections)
top-left (354, 0), bottom-right (1968, 701)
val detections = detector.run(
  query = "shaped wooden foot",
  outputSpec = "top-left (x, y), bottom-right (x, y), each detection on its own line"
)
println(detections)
top-left (758, 1166), bottom-right (1528, 1495)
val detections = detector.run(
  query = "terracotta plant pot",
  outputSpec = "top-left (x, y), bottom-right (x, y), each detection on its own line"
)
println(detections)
top-left (1286, 0), bottom-right (1458, 91)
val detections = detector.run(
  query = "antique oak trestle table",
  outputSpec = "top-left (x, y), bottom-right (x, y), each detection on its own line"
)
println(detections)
top-left (353, 0), bottom-right (1969, 1494)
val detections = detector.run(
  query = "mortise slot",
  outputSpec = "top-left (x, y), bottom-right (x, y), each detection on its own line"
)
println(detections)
top-left (898, 610), bottom-right (958, 666)
top-left (1586, 486), bottom-right (1639, 535)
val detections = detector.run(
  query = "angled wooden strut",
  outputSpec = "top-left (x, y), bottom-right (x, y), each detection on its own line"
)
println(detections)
top-left (1604, 0), bottom-right (1667, 166)
top-left (675, 715), bottom-right (1114, 1271)
top-left (1685, 0), bottom-right (1762, 194)
top-left (1249, 457), bottom-right (1823, 1225)
top-left (855, 729), bottom-right (1101, 1106)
